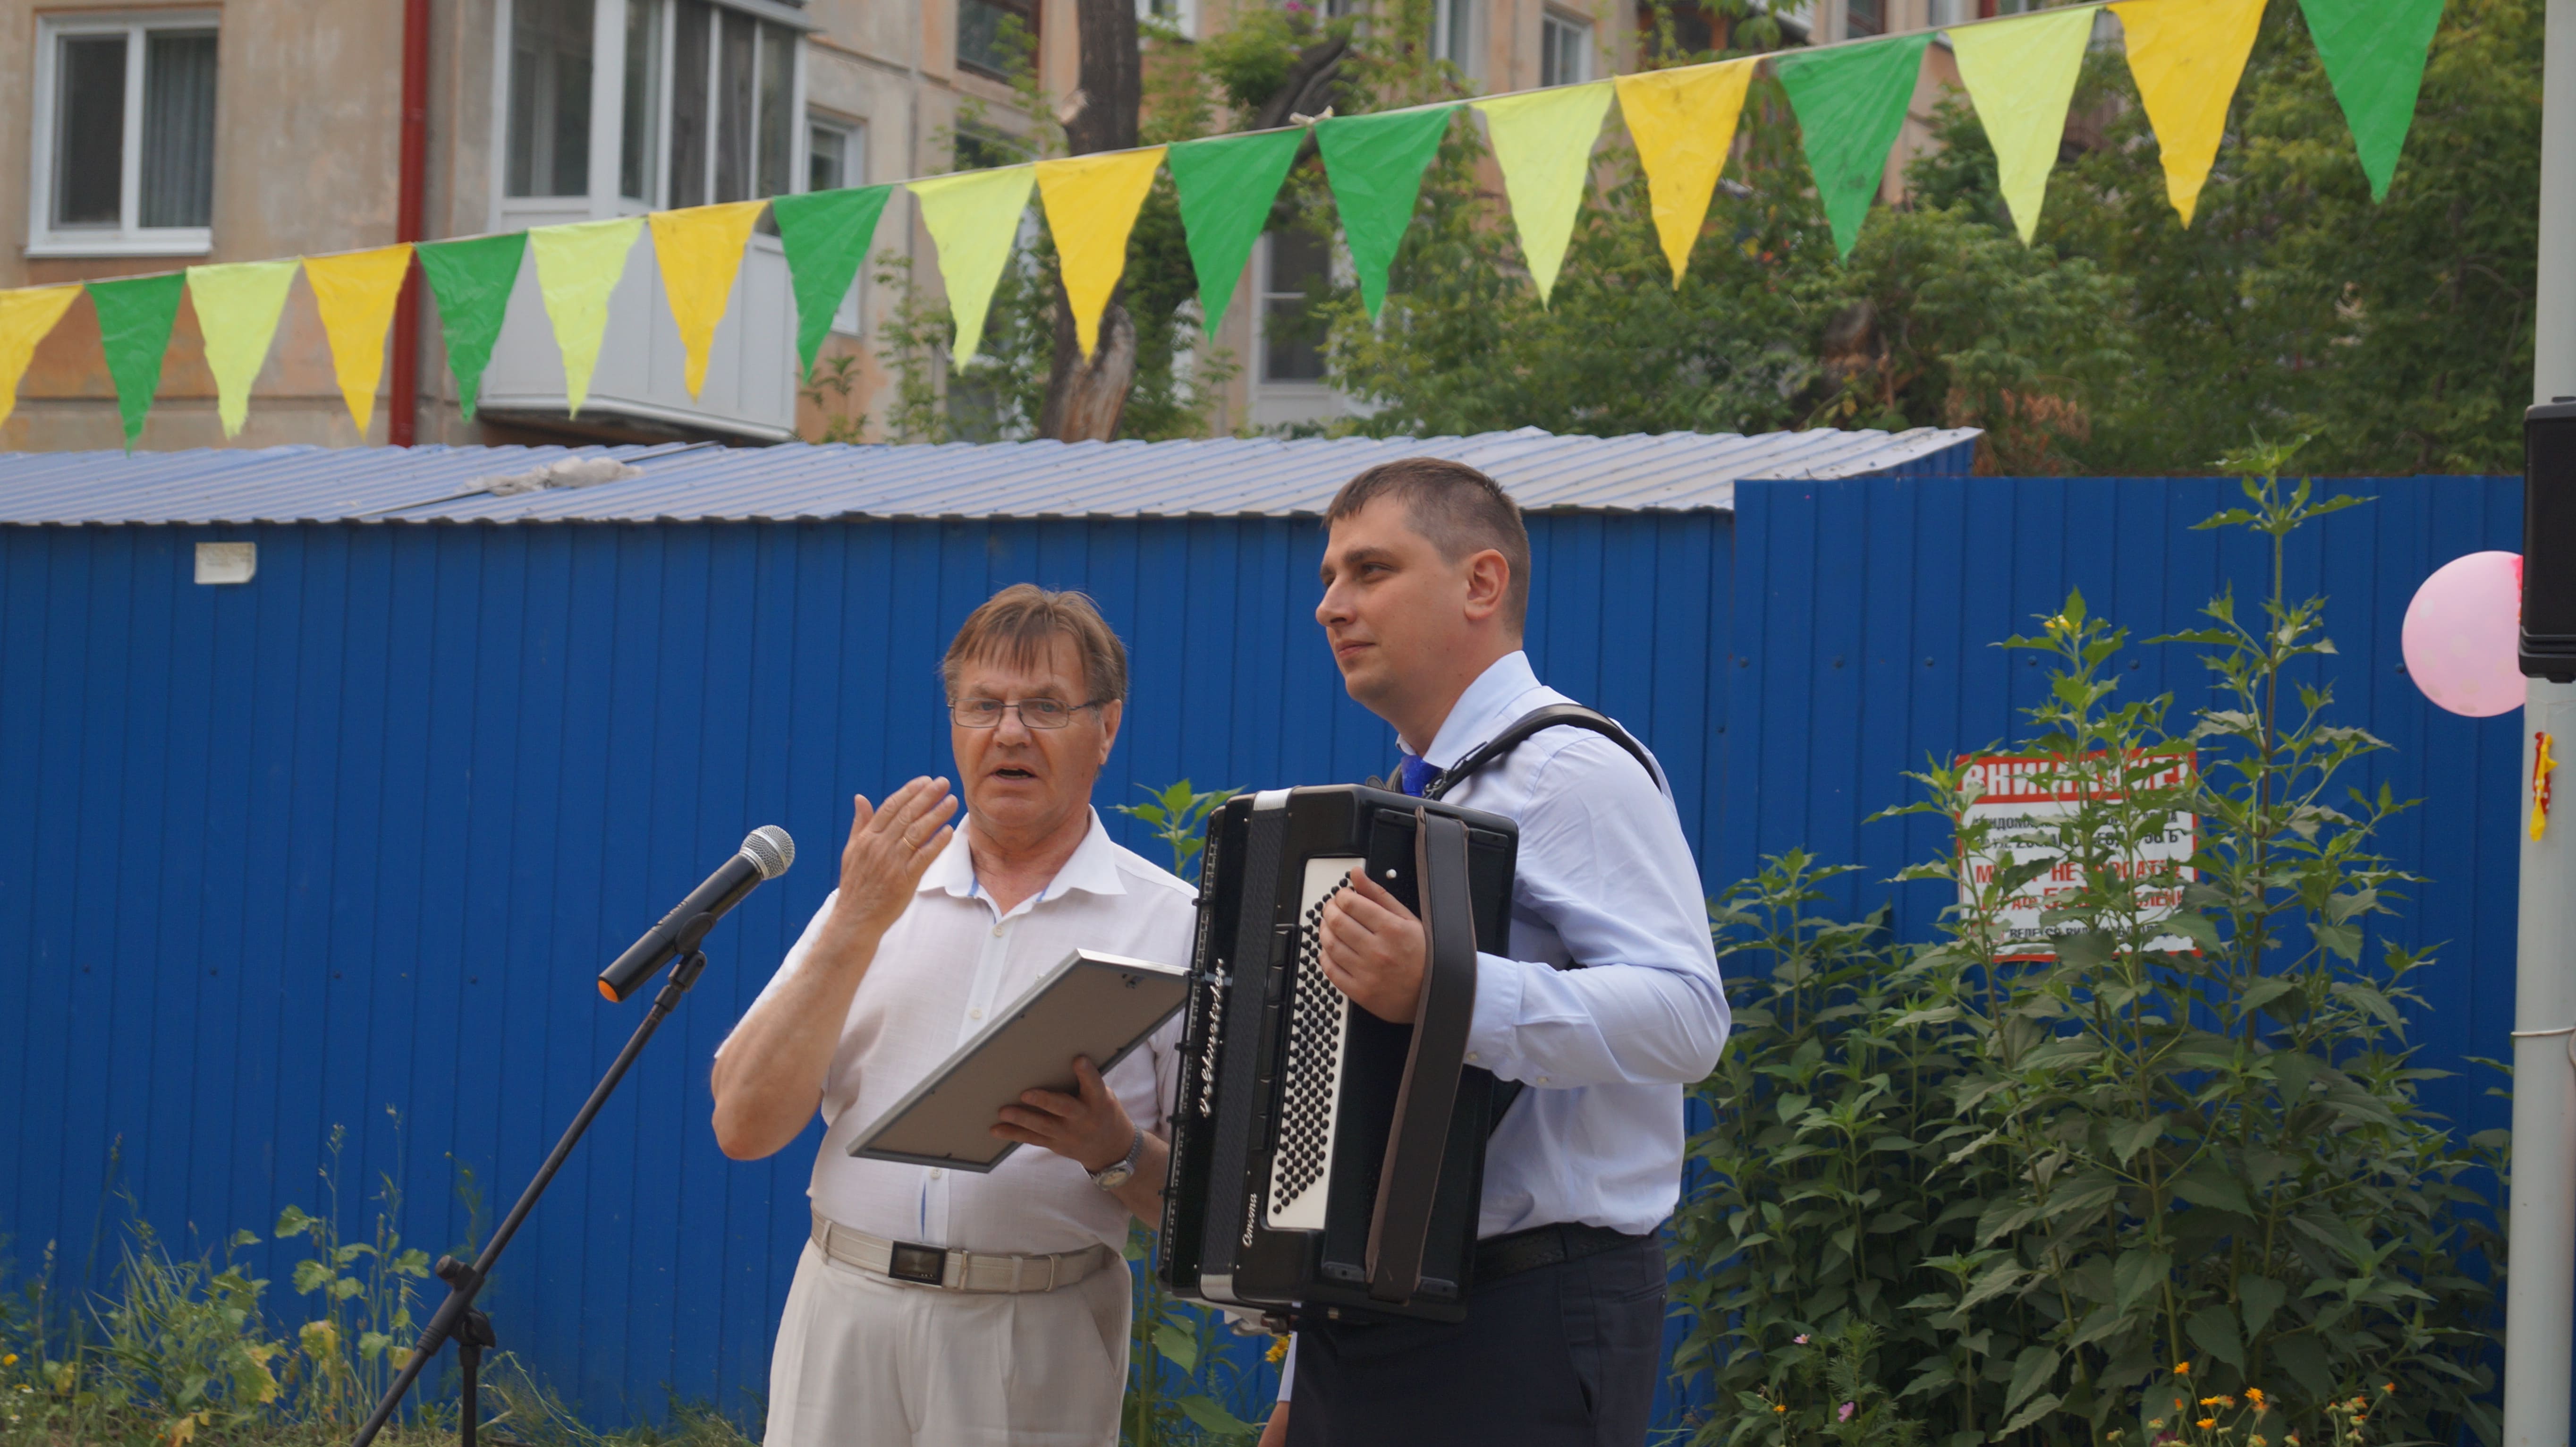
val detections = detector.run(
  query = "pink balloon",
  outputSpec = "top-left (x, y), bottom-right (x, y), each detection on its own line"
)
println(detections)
top-left (2403, 550), bottom-right (2525, 717)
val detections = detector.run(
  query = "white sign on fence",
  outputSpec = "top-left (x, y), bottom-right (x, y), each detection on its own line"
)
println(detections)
top-left (1957, 751), bottom-right (2196, 961)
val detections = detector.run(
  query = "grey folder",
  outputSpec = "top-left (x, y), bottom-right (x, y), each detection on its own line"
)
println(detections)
top-left (847, 949), bottom-right (1190, 1172)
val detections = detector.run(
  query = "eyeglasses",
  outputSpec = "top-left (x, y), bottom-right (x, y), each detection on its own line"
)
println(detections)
top-left (949, 697), bottom-right (1103, 730)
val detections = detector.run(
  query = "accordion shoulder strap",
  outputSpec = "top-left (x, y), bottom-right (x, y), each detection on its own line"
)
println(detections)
top-left (1421, 704), bottom-right (1660, 1137)
top-left (1423, 704), bottom-right (1664, 801)
top-left (1364, 808), bottom-right (1480, 1305)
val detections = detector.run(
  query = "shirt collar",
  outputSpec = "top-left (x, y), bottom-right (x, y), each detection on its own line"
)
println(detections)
top-left (1420, 650), bottom-right (1546, 771)
top-left (917, 807), bottom-right (1127, 904)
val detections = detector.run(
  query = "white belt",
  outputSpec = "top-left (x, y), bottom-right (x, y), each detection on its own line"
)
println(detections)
top-left (810, 1211), bottom-right (1116, 1294)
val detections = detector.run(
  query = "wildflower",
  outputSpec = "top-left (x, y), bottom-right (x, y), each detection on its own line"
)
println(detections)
top-left (1838, 1403), bottom-right (1855, 1423)
top-left (2246, 1388), bottom-right (2265, 1404)
top-left (1773, 1404), bottom-right (1788, 1414)
top-left (1794, 1334), bottom-right (1810, 1345)
top-left (2200, 1397), bottom-right (2222, 1407)
top-left (1266, 1336), bottom-right (1288, 1366)
top-left (1, 1353), bottom-right (14, 1366)
top-left (2251, 1438), bottom-right (2267, 1447)
top-left (2045, 613), bottom-right (2074, 634)
top-left (2381, 1384), bottom-right (2394, 1395)
top-left (2199, 1420), bottom-right (2219, 1431)
top-left (2175, 1362), bottom-right (2192, 1376)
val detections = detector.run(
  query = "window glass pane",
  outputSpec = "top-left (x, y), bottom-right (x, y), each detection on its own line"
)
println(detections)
top-left (1540, 15), bottom-right (1587, 86)
top-left (713, 7), bottom-right (753, 202)
top-left (1262, 230), bottom-right (1327, 383)
top-left (959, 0), bottom-right (1034, 78)
top-left (621, 0), bottom-right (663, 201)
top-left (507, 0), bottom-right (593, 197)
top-left (807, 122), bottom-right (844, 192)
top-left (757, 23), bottom-right (795, 199)
top-left (1440, 0), bottom-right (1475, 68)
top-left (140, 29), bottom-right (217, 229)
top-left (667, 0), bottom-right (711, 207)
top-left (1846, 0), bottom-right (1885, 37)
top-left (53, 34), bottom-right (127, 228)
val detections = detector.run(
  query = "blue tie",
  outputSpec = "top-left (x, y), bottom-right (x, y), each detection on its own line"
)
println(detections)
top-left (1398, 752), bottom-right (1439, 797)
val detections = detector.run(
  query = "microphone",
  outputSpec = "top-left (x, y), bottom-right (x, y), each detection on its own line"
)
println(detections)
top-left (597, 826), bottom-right (795, 1003)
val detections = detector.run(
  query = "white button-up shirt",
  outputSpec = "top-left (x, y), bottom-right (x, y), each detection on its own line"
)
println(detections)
top-left (1424, 651), bottom-right (1731, 1239)
top-left (723, 809), bottom-right (1198, 1256)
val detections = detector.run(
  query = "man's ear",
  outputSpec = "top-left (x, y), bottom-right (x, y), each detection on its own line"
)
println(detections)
top-left (1095, 698), bottom-right (1125, 764)
top-left (1461, 548), bottom-right (1511, 626)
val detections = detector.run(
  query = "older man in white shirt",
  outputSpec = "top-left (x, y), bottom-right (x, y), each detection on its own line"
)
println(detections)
top-left (712, 585), bottom-right (1197, 1447)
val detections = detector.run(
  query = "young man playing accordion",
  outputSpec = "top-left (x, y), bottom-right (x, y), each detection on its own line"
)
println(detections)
top-left (1265, 459), bottom-right (1732, 1446)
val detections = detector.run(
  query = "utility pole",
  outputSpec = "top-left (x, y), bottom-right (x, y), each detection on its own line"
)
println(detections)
top-left (2505, 1), bottom-right (2576, 1441)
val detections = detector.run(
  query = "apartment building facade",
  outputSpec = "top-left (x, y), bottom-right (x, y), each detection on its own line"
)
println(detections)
top-left (1, 0), bottom-right (2000, 452)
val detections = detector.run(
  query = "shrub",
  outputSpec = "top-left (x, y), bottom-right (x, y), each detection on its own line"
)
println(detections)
top-left (1674, 447), bottom-right (2503, 1446)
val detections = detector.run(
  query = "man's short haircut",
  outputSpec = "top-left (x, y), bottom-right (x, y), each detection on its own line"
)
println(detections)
top-left (943, 584), bottom-right (1130, 704)
top-left (1324, 457), bottom-right (1533, 630)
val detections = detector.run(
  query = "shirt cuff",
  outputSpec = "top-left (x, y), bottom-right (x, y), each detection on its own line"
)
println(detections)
top-left (1276, 1337), bottom-right (1295, 1400)
top-left (1464, 951), bottom-right (1530, 1080)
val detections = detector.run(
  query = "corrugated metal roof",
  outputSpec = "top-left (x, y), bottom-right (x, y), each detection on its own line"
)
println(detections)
top-left (0, 426), bottom-right (1978, 526)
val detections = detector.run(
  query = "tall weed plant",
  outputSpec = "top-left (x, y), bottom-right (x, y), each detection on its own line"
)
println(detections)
top-left (1675, 449), bottom-right (2502, 1446)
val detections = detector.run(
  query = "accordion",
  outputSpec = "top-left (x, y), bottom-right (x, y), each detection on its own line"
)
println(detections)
top-left (1158, 785), bottom-right (1518, 1323)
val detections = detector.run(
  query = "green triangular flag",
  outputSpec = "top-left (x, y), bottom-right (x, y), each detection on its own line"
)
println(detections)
top-left (1316, 106), bottom-right (1459, 318)
top-left (1168, 128), bottom-right (1307, 338)
top-left (416, 233), bottom-right (528, 422)
top-left (2297, 0), bottom-right (2444, 201)
top-left (1777, 33), bottom-right (1932, 259)
top-left (86, 273), bottom-right (186, 450)
top-left (772, 184), bottom-right (896, 380)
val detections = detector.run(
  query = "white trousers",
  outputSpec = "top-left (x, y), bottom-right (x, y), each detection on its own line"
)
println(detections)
top-left (763, 1240), bottom-right (1131, 1447)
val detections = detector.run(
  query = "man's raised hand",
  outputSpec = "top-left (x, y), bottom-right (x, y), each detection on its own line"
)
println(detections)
top-left (1316, 865), bottom-right (1429, 1024)
top-left (823, 777), bottom-right (958, 945)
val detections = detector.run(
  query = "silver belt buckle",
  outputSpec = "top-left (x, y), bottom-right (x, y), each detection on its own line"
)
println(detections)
top-left (886, 1240), bottom-right (946, 1286)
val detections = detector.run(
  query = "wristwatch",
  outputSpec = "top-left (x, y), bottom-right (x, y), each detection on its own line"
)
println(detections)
top-left (1090, 1130), bottom-right (1144, 1191)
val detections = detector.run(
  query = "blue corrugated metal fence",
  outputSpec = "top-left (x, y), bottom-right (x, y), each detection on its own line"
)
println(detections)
top-left (0, 474), bottom-right (2528, 1431)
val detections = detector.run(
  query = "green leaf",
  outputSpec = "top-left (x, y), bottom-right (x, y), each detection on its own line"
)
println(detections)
top-left (1173, 1392), bottom-right (1258, 1437)
top-left (2272, 1331), bottom-right (2333, 1398)
top-left (2003, 1345), bottom-right (2061, 1415)
top-left (2237, 1274), bottom-right (2287, 1336)
top-left (1152, 1322), bottom-right (1199, 1374)
top-left (2185, 1304), bottom-right (2245, 1368)
top-left (330, 1276), bottom-right (364, 1301)
top-left (2170, 1166), bottom-right (2256, 1218)
top-left (2110, 1115), bottom-right (2168, 1164)
top-left (274, 1206), bottom-right (317, 1239)
top-left (290, 1261), bottom-right (331, 1295)
top-left (2114, 1249), bottom-right (2172, 1313)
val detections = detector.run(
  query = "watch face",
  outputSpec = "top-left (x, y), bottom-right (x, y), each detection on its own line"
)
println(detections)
top-left (1094, 1165), bottom-right (1133, 1189)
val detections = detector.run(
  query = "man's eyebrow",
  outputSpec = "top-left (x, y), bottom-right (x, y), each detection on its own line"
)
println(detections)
top-left (1321, 544), bottom-right (1400, 580)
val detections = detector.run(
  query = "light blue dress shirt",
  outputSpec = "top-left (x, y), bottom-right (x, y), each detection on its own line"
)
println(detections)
top-left (1419, 650), bottom-right (1731, 1239)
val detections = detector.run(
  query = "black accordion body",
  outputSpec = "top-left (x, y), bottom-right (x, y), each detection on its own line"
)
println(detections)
top-left (1158, 784), bottom-right (1518, 1323)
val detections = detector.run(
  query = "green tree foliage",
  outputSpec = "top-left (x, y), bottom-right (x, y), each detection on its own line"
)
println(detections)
top-left (1673, 453), bottom-right (2501, 1445)
top-left (1919, 0), bottom-right (2540, 473)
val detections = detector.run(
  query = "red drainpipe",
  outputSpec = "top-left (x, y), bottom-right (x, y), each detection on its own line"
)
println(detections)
top-left (388, 0), bottom-right (431, 446)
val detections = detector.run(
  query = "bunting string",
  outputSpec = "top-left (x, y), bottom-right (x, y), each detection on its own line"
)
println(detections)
top-left (0, 0), bottom-right (2449, 446)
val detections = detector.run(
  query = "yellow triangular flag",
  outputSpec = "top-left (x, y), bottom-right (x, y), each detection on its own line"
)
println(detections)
top-left (302, 245), bottom-right (414, 436)
top-left (0, 286), bottom-right (81, 430)
top-left (1475, 83), bottom-right (1615, 306)
top-left (528, 216), bottom-right (644, 416)
top-left (185, 259), bottom-right (301, 438)
top-left (909, 165), bottom-right (1038, 366)
top-left (1612, 58), bottom-right (1758, 286)
top-left (648, 200), bottom-right (768, 399)
top-left (1949, 7), bottom-right (2098, 245)
top-left (1035, 148), bottom-right (1169, 361)
top-left (2111, 0), bottom-right (2265, 227)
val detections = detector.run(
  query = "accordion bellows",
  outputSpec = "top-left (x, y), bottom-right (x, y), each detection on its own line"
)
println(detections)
top-left (1158, 785), bottom-right (1518, 1323)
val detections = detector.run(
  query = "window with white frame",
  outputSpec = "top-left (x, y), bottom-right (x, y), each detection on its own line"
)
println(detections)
top-left (807, 115), bottom-right (867, 332)
top-left (1430, 0), bottom-right (1480, 78)
top-left (30, 12), bottom-right (219, 256)
top-left (1539, 11), bottom-right (1591, 87)
top-left (1136, 0), bottom-right (1198, 34)
top-left (1259, 229), bottom-right (1330, 385)
top-left (619, 0), bottom-right (801, 207)
top-left (503, 0), bottom-right (804, 208)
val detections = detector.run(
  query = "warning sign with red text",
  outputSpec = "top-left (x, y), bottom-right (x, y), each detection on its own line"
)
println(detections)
top-left (1958, 751), bottom-right (2195, 962)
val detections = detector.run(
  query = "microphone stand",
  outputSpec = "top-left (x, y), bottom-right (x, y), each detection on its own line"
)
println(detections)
top-left (348, 942), bottom-right (713, 1447)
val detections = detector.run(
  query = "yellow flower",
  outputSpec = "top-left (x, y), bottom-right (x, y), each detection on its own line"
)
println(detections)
top-left (2199, 1419), bottom-right (2219, 1431)
top-left (1773, 1404), bottom-right (1788, 1414)
top-left (1266, 1336), bottom-right (1288, 1366)
top-left (0, 1354), bottom-right (14, 1367)
top-left (2246, 1388), bottom-right (2266, 1403)
top-left (2381, 1383), bottom-right (2394, 1394)
top-left (2175, 1362), bottom-right (2192, 1376)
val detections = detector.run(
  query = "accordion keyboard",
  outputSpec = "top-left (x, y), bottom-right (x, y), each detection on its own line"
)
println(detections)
top-left (1266, 855), bottom-right (1362, 1231)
